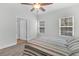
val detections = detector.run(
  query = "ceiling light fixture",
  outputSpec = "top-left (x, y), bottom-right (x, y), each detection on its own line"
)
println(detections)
top-left (33, 3), bottom-right (41, 9)
top-left (21, 3), bottom-right (53, 12)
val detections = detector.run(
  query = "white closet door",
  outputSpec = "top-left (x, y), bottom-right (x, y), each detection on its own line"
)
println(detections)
top-left (20, 19), bottom-right (27, 40)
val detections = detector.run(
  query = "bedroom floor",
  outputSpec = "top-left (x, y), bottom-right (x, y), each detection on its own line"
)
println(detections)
top-left (0, 44), bottom-right (24, 56)
top-left (0, 39), bottom-right (68, 56)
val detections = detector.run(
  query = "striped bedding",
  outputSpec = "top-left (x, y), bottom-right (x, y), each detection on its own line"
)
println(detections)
top-left (23, 38), bottom-right (69, 56)
top-left (31, 39), bottom-right (70, 55)
top-left (23, 37), bottom-right (79, 56)
top-left (67, 38), bottom-right (79, 56)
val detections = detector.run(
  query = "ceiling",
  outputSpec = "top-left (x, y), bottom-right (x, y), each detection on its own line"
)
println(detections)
top-left (38, 3), bottom-right (79, 14)
top-left (20, 3), bottom-right (79, 15)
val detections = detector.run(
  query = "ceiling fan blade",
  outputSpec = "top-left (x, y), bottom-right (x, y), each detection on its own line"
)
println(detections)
top-left (40, 3), bottom-right (53, 6)
top-left (40, 7), bottom-right (45, 11)
top-left (21, 3), bottom-right (33, 5)
top-left (30, 8), bottom-right (35, 12)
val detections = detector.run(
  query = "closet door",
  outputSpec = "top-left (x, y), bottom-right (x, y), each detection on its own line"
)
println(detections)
top-left (20, 19), bottom-right (27, 40)
top-left (17, 18), bottom-right (27, 40)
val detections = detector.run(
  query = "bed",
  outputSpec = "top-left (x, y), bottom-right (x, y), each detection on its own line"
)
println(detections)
top-left (23, 36), bottom-right (79, 56)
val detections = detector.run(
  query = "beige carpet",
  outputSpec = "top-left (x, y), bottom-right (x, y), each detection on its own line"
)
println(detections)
top-left (0, 44), bottom-right (24, 56)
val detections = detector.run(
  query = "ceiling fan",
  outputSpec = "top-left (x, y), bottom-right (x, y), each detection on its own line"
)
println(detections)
top-left (21, 3), bottom-right (53, 12)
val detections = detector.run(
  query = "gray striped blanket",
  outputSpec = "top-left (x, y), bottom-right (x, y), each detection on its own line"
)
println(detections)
top-left (23, 38), bottom-right (79, 56)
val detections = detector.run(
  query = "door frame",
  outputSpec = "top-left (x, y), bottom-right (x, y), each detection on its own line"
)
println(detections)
top-left (16, 17), bottom-right (27, 41)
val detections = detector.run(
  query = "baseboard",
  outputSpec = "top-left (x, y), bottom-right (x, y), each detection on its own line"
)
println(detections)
top-left (0, 43), bottom-right (16, 49)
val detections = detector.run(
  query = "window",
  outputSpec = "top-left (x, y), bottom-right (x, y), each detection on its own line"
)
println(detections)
top-left (59, 16), bottom-right (74, 36)
top-left (39, 21), bottom-right (45, 33)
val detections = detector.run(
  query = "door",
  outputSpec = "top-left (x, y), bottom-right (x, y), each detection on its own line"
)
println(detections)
top-left (17, 18), bottom-right (27, 40)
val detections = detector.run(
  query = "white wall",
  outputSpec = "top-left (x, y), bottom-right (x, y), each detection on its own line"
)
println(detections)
top-left (0, 3), bottom-right (37, 49)
top-left (0, 4), bottom-right (16, 49)
top-left (39, 4), bottom-right (79, 38)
